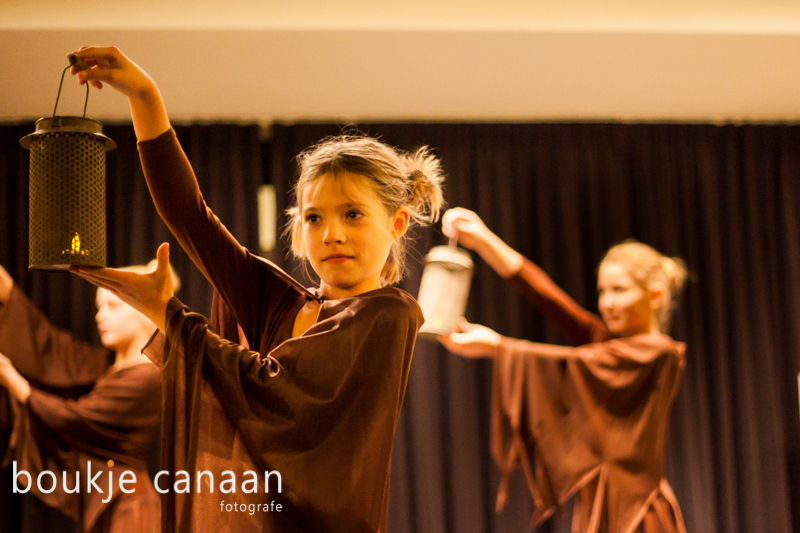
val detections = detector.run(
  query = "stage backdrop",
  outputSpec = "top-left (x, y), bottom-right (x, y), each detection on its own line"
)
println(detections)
top-left (1, 121), bottom-right (799, 533)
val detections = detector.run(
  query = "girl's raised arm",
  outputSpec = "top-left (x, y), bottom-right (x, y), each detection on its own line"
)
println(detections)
top-left (70, 48), bottom-right (277, 342)
top-left (442, 207), bottom-right (523, 277)
top-left (443, 207), bottom-right (606, 345)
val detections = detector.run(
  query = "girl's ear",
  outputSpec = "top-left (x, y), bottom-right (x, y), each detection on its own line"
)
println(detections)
top-left (392, 208), bottom-right (411, 239)
top-left (648, 282), bottom-right (665, 311)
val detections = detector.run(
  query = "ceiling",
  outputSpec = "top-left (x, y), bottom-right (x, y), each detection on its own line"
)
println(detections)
top-left (3, 1), bottom-right (800, 123)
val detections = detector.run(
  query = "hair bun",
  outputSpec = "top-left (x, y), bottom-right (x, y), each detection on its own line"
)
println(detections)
top-left (402, 147), bottom-right (445, 224)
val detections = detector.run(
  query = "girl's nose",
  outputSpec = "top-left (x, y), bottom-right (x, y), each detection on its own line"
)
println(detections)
top-left (323, 221), bottom-right (345, 244)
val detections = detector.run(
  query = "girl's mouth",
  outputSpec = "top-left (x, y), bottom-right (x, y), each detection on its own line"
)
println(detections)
top-left (323, 255), bottom-right (353, 263)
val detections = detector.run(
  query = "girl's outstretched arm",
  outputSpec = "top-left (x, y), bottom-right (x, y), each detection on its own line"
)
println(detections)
top-left (69, 46), bottom-right (170, 142)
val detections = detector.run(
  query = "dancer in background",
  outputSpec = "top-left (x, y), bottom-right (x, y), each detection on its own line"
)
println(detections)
top-left (439, 207), bottom-right (688, 533)
top-left (0, 260), bottom-right (178, 533)
top-left (68, 46), bottom-right (445, 533)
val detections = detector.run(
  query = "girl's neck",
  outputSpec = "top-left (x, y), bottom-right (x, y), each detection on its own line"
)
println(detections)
top-left (635, 318), bottom-right (662, 338)
top-left (618, 317), bottom-right (661, 339)
top-left (112, 330), bottom-right (155, 372)
top-left (319, 279), bottom-right (381, 300)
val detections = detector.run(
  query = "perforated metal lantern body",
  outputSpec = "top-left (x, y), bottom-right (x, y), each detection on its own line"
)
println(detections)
top-left (417, 245), bottom-right (474, 338)
top-left (20, 116), bottom-right (115, 271)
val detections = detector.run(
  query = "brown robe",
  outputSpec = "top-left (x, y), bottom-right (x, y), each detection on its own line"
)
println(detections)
top-left (492, 258), bottom-right (687, 533)
top-left (137, 129), bottom-right (423, 532)
top-left (0, 286), bottom-right (161, 533)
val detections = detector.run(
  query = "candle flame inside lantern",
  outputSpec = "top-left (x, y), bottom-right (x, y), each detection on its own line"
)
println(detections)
top-left (63, 232), bottom-right (89, 256)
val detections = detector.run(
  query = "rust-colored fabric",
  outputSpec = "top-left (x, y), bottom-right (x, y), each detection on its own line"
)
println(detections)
top-left (0, 287), bottom-right (161, 533)
top-left (490, 258), bottom-right (687, 533)
top-left (138, 129), bottom-right (423, 532)
top-left (506, 258), bottom-right (608, 346)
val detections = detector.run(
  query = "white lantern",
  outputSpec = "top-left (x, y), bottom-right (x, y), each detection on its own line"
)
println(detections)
top-left (417, 245), bottom-right (473, 338)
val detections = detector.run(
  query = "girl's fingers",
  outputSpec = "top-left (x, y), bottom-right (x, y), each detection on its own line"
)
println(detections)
top-left (69, 46), bottom-right (121, 62)
top-left (70, 272), bottom-right (116, 293)
top-left (156, 243), bottom-right (170, 272)
top-left (437, 335), bottom-right (459, 352)
top-left (78, 68), bottom-right (115, 85)
top-left (456, 317), bottom-right (477, 332)
top-left (70, 267), bottom-right (130, 290)
top-left (70, 267), bottom-right (117, 286)
top-left (438, 337), bottom-right (453, 351)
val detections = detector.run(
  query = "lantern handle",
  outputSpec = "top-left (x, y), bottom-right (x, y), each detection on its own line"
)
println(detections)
top-left (53, 55), bottom-right (90, 118)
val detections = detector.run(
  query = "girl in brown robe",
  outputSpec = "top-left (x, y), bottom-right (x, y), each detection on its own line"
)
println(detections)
top-left (439, 207), bottom-right (688, 533)
top-left (66, 47), bottom-right (446, 533)
top-left (0, 262), bottom-right (176, 533)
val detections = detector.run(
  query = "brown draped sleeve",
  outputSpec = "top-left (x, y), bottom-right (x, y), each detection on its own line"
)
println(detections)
top-left (138, 129), bottom-right (313, 352)
top-left (491, 334), bottom-right (687, 533)
top-left (5, 364), bottom-right (162, 532)
top-left (506, 258), bottom-right (609, 345)
top-left (25, 364), bottom-right (161, 468)
top-left (144, 287), bottom-right (422, 533)
top-left (0, 286), bottom-right (112, 387)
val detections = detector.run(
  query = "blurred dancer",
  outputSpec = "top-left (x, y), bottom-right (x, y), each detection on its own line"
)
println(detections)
top-left (440, 207), bottom-right (688, 533)
top-left (0, 261), bottom-right (178, 533)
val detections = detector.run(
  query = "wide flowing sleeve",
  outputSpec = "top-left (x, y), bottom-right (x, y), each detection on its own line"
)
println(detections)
top-left (150, 290), bottom-right (422, 533)
top-left (138, 130), bottom-right (306, 347)
top-left (0, 286), bottom-right (111, 387)
top-left (24, 364), bottom-right (162, 466)
top-left (3, 364), bottom-right (163, 531)
top-left (491, 335), bottom-right (685, 533)
top-left (506, 257), bottom-right (608, 345)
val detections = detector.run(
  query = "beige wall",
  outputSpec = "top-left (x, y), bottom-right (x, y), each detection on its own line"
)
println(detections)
top-left (3, 2), bottom-right (800, 122)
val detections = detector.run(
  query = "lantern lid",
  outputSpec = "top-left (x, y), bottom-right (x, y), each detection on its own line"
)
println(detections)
top-left (424, 245), bottom-right (473, 269)
top-left (20, 116), bottom-right (116, 152)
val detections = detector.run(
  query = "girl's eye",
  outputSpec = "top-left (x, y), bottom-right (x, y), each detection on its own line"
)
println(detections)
top-left (346, 210), bottom-right (364, 220)
top-left (305, 214), bottom-right (320, 223)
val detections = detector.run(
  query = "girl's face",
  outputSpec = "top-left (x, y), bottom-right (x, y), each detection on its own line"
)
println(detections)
top-left (597, 261), bottom-right (658, 337)
top-left (301, 172), bottom-right (408, 299)
top-left (95, 288), bottom-right (153, 351)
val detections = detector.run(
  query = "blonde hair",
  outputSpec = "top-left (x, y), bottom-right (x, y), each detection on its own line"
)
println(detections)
top-left (118, 259), bottom-right (181, 294)
top-left (286, 135), bottom-right (445, 285)
top-left (600, 240), bottom-right (687, 331)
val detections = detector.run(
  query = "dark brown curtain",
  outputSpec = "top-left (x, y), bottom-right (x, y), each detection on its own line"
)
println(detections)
top-left (2, 121), bottom-right (799, 533)
top-left (0, 122), bottom-right (262, 532)
top-left (268, 123), bottom-right (800, 533)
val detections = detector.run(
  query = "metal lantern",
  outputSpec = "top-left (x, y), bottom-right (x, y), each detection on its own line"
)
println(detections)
top-left (19, 55), bottom-right (115, 271)
top-left (417, 245), bottom-right (474, 338)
